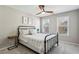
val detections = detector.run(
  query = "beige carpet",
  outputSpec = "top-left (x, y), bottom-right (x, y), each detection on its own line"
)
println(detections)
top-left (0, 41), bottom-right (79, 54)
top-left (0, 44), bottom-right (35, 54)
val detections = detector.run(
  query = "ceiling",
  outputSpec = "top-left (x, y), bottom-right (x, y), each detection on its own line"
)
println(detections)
top-left (7, 5), bottom-right (79, 17)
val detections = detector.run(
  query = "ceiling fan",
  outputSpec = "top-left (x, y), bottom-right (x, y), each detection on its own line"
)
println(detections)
top-left (36, 5), bottom-right (53, 15)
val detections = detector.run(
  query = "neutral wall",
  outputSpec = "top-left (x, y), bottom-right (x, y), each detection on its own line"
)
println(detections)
top-left (0, 6), bottom-right (40, 44)
top-left (41, 9), bottom-right (79, 44)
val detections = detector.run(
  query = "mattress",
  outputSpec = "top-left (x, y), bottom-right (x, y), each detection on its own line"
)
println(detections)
top-left (19, 33), bottom-right (57, 53)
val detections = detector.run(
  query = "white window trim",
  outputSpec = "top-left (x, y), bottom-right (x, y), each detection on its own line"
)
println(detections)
top-left (57, 16), bottom-right (69, 36)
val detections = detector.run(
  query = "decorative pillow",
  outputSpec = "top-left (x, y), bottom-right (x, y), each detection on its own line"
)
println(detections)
top-left (30, 29), bottom-right (37, 34)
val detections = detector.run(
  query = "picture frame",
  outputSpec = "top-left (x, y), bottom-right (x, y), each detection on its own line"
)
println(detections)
top-left (22, 16), bottom-right (29, 24)
top-left (22, 16), bottom-right (33, 25)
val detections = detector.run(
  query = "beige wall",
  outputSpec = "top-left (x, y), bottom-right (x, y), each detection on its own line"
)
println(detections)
top-left (41, 9), bottom-right (79, 44)
top-left (0, 6), bottom-right (40, 43)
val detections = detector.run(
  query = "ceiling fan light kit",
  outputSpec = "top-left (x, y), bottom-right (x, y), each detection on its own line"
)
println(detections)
top-left (41, 12), bottom-right (45, 14)
top-left (36, 5), bottom-right (53, 15)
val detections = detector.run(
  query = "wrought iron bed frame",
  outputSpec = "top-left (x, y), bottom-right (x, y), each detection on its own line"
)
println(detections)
top-left (17, 26), bottom-right (59, 54)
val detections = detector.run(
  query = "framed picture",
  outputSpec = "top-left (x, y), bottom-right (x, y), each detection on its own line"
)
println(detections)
top-left (22, 16), bottom-right (29, 24)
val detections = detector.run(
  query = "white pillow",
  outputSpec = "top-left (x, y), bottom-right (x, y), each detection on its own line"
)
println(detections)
top-left (21, 30), bottom-right (29, 35)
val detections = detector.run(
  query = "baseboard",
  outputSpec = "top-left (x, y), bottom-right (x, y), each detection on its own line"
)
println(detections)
top-left (61, 40), bottom-right (79, 46)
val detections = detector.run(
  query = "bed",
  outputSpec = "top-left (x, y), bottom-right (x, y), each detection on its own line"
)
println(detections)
top-left (17, 26), bottom-right (59, 54)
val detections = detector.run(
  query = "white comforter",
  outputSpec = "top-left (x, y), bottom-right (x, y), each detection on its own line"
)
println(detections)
top-left (19, 33), bottom-right (57, 53)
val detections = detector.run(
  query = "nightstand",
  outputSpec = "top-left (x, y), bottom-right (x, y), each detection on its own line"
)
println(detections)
top-left (7, 36), bottom-right (18, 50)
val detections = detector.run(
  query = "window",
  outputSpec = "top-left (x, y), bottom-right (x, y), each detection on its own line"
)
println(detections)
top-left (42, 19), bottom-right (49, 33)
top-left (57, 16), bottom-right (69, 36)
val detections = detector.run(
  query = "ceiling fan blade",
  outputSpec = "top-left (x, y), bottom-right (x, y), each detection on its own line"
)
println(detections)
top-left (36, 12), bottom-right (42, 15)
top-left (45, 11), bottom-right (53, 13)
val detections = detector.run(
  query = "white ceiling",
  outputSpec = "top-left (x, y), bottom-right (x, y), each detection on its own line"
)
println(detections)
top-left (7, 5), bottom-right (79, 17)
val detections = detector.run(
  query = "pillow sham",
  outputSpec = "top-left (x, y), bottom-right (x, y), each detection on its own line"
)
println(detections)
top-left (21, 30), bottom-right (29, 35)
